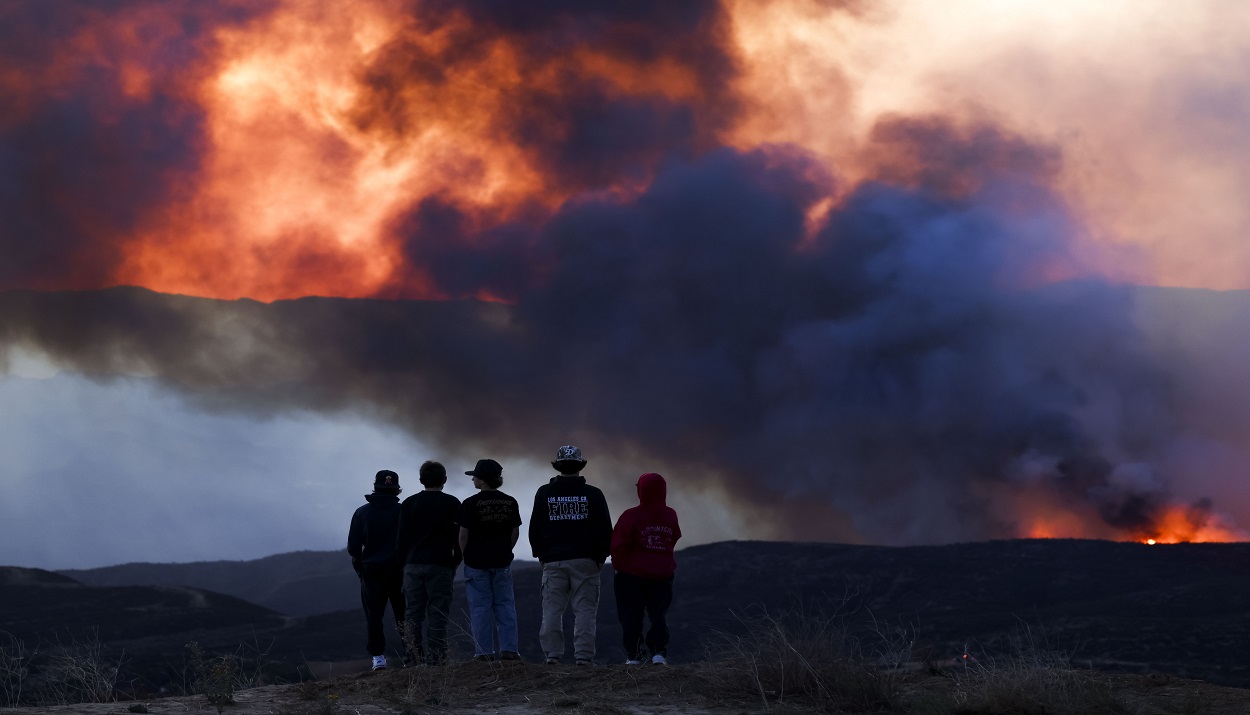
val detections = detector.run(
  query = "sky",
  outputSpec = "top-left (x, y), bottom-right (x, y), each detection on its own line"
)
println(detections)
top-left (2, 0), bottom-right (1250, 569)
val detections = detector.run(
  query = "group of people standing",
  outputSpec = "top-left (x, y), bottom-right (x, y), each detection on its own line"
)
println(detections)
top-left (346, 445), bottom-right (682, 670)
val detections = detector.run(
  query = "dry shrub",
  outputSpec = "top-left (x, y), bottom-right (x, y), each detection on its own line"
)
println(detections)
top-left (0, 631), bottom-right (34, 707)
top-left (699, 608), bottom-right (895, 713)
top-left (35, 629), bottom-right (122, 705)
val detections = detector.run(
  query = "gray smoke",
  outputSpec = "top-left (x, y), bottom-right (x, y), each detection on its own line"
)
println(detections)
top-left (4, 119), bottom-right (1234, 543)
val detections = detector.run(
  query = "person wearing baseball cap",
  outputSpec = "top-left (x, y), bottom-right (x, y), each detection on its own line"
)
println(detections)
top-left (458, 459), bottom-right (523, 661)
top-left (528, 446), bottom-right (613, 665)
top-left (347, 469), bottom-right (405, 671)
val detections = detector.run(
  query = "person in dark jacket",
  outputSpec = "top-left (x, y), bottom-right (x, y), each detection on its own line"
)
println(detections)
top-left (610, 472), bottom-right (682, 665)
top-left (528, 446), bottom-right (612, 665)
top-left (395, 460), bottom-right (462, 666)
top-left (347, 469), bottom-right (405, 671)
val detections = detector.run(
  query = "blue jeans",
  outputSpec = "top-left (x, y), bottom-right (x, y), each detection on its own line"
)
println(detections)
top-left (463, 565), bottom-right (519, 656)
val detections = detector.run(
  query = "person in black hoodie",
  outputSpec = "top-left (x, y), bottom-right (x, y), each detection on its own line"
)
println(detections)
top-left (528, 446), bottom-right (612, 665)
top-left (395, 461), bottom-right (462, 666)
top-left (347, 469), bottom-right (405, 671)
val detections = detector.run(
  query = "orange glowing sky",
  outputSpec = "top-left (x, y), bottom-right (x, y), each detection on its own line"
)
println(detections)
top-left (51, 0), bottom-right (1243, 301)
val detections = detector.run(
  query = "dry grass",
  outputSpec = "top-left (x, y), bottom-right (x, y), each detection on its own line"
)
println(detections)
top-left (695, 607), bottom-right (897, 713)
top-left (933, 646), bottom-right (1133, 715)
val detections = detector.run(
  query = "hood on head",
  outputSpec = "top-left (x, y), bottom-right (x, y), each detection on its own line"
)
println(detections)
top-left (637, 472), bottom-right (666, 506)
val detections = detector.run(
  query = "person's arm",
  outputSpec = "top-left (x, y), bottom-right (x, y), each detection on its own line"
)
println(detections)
top-left (592, 491), bottom-right (613, 565)
top-left (450, 498), bottom-right (464, 566)
top-left (458, 526), bottom-right (470, 557)
top-left (527, 488), bottom-right (545, 560)
top-left (394, 502), bottom-right (410, 564)
top-left (347, 509), bottom-right (364, 575)
top-left (610, 510), bottom-right (631, 567)
top-left (510, 527), bottom-right (520, 548)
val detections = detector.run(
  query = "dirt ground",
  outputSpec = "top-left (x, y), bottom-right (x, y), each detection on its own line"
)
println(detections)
top-left (7, 661), bottom-right (1250, 715)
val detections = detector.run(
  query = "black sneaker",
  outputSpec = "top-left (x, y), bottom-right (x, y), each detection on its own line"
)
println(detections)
top-left (499, 651), bottom-right (522, 661)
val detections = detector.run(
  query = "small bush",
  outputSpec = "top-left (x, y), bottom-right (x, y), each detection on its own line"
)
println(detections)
top-left (186, 641), bottom-right (239, 714)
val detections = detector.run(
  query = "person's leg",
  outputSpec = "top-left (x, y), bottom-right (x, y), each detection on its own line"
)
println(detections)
top-left (463, 566), bottom-right (496, 657)
top-left (644, 577), bottom-right (674, 659)
top-left (613, 571), bottom-right (646, 661)
top-left (359, 564), bottom-right (389, 656)
top-left (492, 566), bottom-right (520, 655)
top-left (386, 567), bottom-right (406, 659)
top-left (568, 558), bottom-right (601, 663)
top-left (402, 565), bottom-right (430, 662)
top-left (426, 566), bottom-right (454, 665)
top-left (539, 561), bottom-right (572, 661)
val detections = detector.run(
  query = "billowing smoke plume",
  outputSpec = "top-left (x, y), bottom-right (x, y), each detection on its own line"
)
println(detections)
top-left (1, 0), bottom-right (1245, 544)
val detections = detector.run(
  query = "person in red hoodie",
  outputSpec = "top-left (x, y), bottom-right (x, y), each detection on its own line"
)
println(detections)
top-left (610, 472), bottom-right (682, 665)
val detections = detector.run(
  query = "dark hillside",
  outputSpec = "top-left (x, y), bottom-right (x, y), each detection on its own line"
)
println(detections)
top-left (15, 539), bottom-right (1250, 689)
top-left (61, 550), bottom-right (359, 616)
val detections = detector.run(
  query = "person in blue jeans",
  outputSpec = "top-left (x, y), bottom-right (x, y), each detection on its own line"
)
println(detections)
top-left (458, 458), bottom-right (523, 661)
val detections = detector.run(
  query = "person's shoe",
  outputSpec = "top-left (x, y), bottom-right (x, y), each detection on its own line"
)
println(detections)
top-left (651, 654), bottom-right (668, 665)
top-left (625, 659), bottom-right (643, 665)
top-left (499, 651), bottom-right (522, 661)
top-left (575, 659), bottom-right (594, 666)
top-left (473, 654), bottom-right (496, 662)
top-left (545, 657), bottom-right (560, 665)
top-left (371, 655), bottom-right (387, 671)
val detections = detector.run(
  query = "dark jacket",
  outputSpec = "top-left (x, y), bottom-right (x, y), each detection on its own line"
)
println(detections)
top-left (611, 473), bottom-right (681, 579)
top-left (347, 492), bottom-right (402, 574)
top-left (396, 490), bottom-right (463, 569)
top-left (528, 474), bottom-right (612, 564)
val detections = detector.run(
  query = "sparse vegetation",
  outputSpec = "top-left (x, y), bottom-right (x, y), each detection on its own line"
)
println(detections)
top-left (698, 606), bottom-right (897, 713)
top-left (936, 641), bottom-right (1132, 715)
top-left (36, 629), bottom-right (121, 705)
top-left (0, 631), bottom-right (33, 708)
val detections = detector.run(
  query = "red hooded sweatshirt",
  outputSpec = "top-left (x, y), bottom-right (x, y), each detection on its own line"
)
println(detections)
top-left (610, 473), bottom-right (682, 579)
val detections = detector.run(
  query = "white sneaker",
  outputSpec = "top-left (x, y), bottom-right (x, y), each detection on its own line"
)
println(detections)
top-left (651, 654), bottom-right (667, 665)
top-left (625, 659), bottom-right (642, 665)
top-left (371, 655), bottom-right (387, 671)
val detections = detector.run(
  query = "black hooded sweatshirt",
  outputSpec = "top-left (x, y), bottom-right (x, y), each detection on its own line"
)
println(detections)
top-left (347, 492), bottom-right (402, 573)
top-left (528, 474), bottom-right (612, 564)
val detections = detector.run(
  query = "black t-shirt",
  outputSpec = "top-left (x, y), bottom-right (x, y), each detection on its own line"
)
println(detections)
top-left (457, 490), bottom-right (522, 569)
top-left (397, 490), bottom-right (462, 568)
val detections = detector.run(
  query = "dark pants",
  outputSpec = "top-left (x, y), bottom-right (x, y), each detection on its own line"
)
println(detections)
top-left (403, 563), bottom-right (454, 664)
top-left (360, 563), bottom-right (405, 657)
top-left (613, 571), bottom-right (673, 660)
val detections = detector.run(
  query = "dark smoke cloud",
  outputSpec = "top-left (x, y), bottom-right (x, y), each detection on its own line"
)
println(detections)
top-left (354, 0), bottom-right (739, 191)
top-left (0, 118), bottom-right (1215, 542)
top-left (0, 1), bottom-right (1237, 543)
top-left (0, 0), bottom-right (275, 290)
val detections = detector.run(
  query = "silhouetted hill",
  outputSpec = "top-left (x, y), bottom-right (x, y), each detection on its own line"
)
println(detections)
top-left (12, 539), bottom-right (1250, 690)
top-left (62, 550), bottom-right (360, 617)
